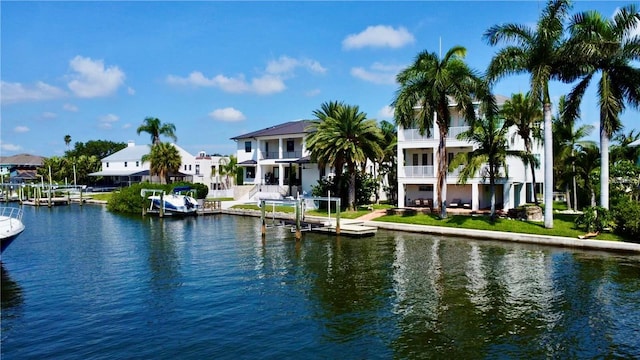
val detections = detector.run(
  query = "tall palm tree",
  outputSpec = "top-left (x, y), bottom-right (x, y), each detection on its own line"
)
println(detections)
top-left (306, 101), bottom-right (384, 211)
top-left (501, 92), bottom-right (543, 205)
top-left (392, 46), bottom-right (479, 218)
top-left (64, 134), bottom-right (72, 149)
top-left (142, 142), bottom-right (181, 184)
top-left (378, 120), bottom-right (398, 205)
top-left (136, 117), bottom-right (178, 145)
top-left (450, 90), bottom-right (533, 221)
top-left (564, 5), bottom-right (640, 209)
top-left (553, 95), bottom-right (596, 211)
top-left (484, 0), bottom-right (572, 228)
top-left (574, 145), bottom-right (600, 207)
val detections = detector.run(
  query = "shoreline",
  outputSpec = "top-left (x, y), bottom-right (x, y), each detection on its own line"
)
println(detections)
top-left (220, 207), bottom-right (640, 254)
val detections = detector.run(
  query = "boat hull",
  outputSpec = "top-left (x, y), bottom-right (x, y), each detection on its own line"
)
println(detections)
top-left (148, 194), bottom-right (199, 216)
top-left (1, 208), bottom-right (25, 253)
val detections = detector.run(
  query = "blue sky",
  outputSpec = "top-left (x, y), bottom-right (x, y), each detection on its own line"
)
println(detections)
top-left (1, 1), bottom-right (638, 158)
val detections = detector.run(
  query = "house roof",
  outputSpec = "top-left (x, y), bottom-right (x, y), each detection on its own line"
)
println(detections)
top-left (101, 144), bottom-right (151, 162)
top-left (230, 120), bottom-right (313, 140)
top-left (0, 153), bottom-right (46, 166)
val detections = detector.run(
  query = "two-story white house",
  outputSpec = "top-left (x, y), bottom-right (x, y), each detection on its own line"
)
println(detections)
top-left (397, 95), bottom-right (544, 211)
top-left (193, 151), bottom-right (232, 197)
top-left (89, 141), bottom-right (197, 187)
top-left (231, 120), bottom-right (320, 198)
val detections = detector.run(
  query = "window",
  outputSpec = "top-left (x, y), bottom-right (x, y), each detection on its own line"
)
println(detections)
top-left (106, 162), bottom-right (109, 168)
top-left (189, 165), bottom-right (192, 171)
top-left (246, 166), bottom-right (255, 179)
top-left (135, 161), bottom-right (139, 167)
top-left (422, 153), bottom-right (428, 165)
top-left (184, 165), bottom-right (187, 171)
top-left (286, 140), bottom-right (294, 152)
top-left (412, 154), bottom-right (419, 166)
top-left (419, 185), bottom-right (434, 192)
top-left (195, 164), bottom-right (200, 175)
top-left (124, 162), bottom-right (128, 167)
top-left (245, 141), bottom-right (252, 152)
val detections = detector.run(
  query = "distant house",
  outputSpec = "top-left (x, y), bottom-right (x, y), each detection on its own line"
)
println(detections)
top-left (89, 141), bottom-right (195, 187)
top-left (0, 154), bottom-right (45, 183)
top-left (193, 151), bottom-right (231, 196)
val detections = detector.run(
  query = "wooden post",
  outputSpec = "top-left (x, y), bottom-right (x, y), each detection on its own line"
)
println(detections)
top-left (79, 188), bottom-right (83, 206)
top-left (261, 200), bottom-right (266, 237)
top-left (67, 191), bottom-right (71, 205)
top-left (159, 192), bottom-right (164, 218)
top-left (336, 198), bottom-right (341, 235)
top-left (295, 199), bottom-right (301, 240)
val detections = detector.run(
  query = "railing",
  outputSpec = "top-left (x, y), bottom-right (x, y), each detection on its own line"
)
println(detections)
top-left (263, 151), bottom-right (280, 159)
top-left (447, 126), bottom-right (470, 140)
top-left (403, 166), bottom-right (434, 178)
top-left (0, 207), bottom-right (23, 231)
top-left (402, 129), bottom-right (434, 141)
top-left (283, 151), bottom-right (302, 159)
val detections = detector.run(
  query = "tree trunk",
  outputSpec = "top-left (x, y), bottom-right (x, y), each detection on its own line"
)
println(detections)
top-left (572, 160), bottom-right (578, 212)
top-left (348, 165), bottom-right (356, 211)
top-left (526, 139), bottom-right (539, 205)
top-left (489, 169), bottom-right (496, 222)
top-left (600, 126), bottom-right (609, 209)
top-left (437, 121), bottom-right (448, 219)
top-left (543, 102), bottom-right (554, 228)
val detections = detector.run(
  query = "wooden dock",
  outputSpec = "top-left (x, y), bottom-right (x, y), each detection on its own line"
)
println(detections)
top-left (22, 197), bottom-right (70, 206)
top-left (305, 219), bottom-right (377, 237)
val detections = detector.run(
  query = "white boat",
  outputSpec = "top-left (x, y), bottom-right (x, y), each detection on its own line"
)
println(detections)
top-left (1, 207), bottom-right (25, 253)
top-left (144, 186), bottom-right (199, 216)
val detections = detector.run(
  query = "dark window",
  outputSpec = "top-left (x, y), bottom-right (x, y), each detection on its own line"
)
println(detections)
top-left (245, 141), bottom-right (252, 152)
top-left (287, 140), bottom-right (294, 152)
top-left (135, 161), bottom-right (139, 167)
top-left (124, 162), bottom-right (128, 167)
top-left (422, 153), bottom-right (428, 165)
top-left (419, 185), bottom-right (434, 192)
top-left (246, 167), bottom-right (255, 178)
top-left (195, 164), bottom-right (200, 175)
top-left (106, 162), bottom-right (109, 168)
top-left (412, 154), bottom-right (419, 166)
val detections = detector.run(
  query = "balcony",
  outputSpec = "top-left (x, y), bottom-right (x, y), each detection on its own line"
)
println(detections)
top-left (402, 129), bottom-right (434, 141)
top-left (404, 165), bottom-right (434, 178)
top-left (261, 150), bottom-right (303, 160)
top-left (447, 126), bottom-right (470, 140)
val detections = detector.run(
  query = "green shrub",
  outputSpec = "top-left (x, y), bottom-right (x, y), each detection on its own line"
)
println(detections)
top-left (107, 182), bottom-right (167, 214)
top-left (612, 198), bottom-right (640, 242)
top-left (575, 206), bottom-right (612, 233)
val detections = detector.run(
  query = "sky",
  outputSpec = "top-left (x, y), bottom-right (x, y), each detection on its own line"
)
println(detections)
top-left (1, 1), bottom-right (638, 158)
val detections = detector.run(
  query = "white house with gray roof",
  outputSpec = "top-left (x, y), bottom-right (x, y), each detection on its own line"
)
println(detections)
top-left (90, 141), bottom-right (196, 186)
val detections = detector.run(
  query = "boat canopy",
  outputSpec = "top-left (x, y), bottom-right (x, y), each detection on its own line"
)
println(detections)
top-left (172, 186), bottom-right (192, 193)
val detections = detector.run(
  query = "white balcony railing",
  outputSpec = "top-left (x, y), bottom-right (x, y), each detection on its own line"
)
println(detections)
top-left (447, 126), bottom-right (470, 140)
top-left (402, 129), bottom-right (434, 141)
top-left (403, 166), bottom-right (434, 178)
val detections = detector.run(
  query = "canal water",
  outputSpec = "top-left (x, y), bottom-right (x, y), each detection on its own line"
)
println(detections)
top-left (1, 204), bottom-right (639, 359)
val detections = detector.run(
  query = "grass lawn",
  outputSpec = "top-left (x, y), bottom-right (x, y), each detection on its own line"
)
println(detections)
top-left (88, 192), bottom-right (113, 202)
top-left (375, 212), bottom-right (626, 241)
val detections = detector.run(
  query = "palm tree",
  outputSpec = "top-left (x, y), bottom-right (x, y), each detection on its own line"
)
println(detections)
top-left (378, 120), bottom-right (398, 205)
top-left (392, 46), bottom-right (479, 218)
top-left (142, 142), bottom-right (181, 184)
top-left (64, 134), bottom-right (72, 149)
top-left (611, 129), bottom-right (640, 165)
top-left (553, 95), bottom-right (596, 211)
top-left (484, 0), bottom-right (572, 228)
top-left (574, 145), bottom-right (600, 207)
top-left (218, 155), bottom-right (237, 189)
top-left (501, 92), bottom-right (543, 205)
top-left (306, 101), bottom-right (384, 211)
top-left (136, 117), bottom-right (178, 145)
top-left (450, 90), bottom-right (533, 221)
top-left (564, 4), bottom-right (640, 209)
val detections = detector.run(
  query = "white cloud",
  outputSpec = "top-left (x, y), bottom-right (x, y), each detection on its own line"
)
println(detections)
top-left (14, 126), bottom-right (30, 133)
top-left (100, 113), bottom-right (119, 123)
top-left (343, 25), bottom-right (415, 50)
top-left (266, 56), bottom-right (327, 75)
top-left (350, 62), bottom-right (402, 85)
top-left (378, 105), bottom-right (395, 119)
top-left (98, 113), bottom-right (119, 129)
top-left (0, 81), bottom-right (67, 104)
top-left (67, 56), bottom-right (126, 98)
top-left (305, 89), bottom-right (321, 97)
top-left (208, 107), bottom-right (246, 122)
top-left (42, 112), bottom-right (57, 119)
top-left (1, 143), bottom-right (21, 151)
top-left (127, 87), bottom-right (136, 95)
top-left (122, 123), bottom-right (132, 129)
top-left (63, 103), bottom-right (79, 112)
top-left (166, 56), bottom-right (323, 95)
